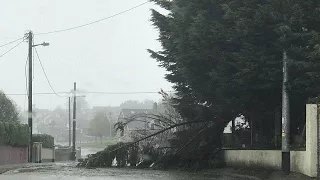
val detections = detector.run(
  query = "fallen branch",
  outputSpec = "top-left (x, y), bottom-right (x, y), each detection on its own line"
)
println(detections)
top-left (111, 119), bottom-right (217, 153)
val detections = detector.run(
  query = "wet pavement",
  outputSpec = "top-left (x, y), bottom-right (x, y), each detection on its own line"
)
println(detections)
top-left (0, 162), bottom-right (256, 180)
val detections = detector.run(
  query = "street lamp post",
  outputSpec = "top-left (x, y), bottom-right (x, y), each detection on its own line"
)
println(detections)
top-left (27, 31), bottom-right (49, 163)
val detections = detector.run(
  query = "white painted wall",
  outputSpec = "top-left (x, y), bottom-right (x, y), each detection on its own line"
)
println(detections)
top-left (224, 150), bottom-right (311, 175)
top-left (223, 150), bottom-right (281, 169)
top-left (223, 104), bottom-right (318, 177)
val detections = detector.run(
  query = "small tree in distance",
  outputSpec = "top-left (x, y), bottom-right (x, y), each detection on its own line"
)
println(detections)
top-left (88, 111), bottom-right (112, 144)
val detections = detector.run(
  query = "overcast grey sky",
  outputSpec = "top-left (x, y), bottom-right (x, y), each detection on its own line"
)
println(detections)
top-left (0, 0), bottom-right (173, 110)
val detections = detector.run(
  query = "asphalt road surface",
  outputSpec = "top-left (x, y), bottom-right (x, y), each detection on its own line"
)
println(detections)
top-left (0, 162), bottom-right (254, 180)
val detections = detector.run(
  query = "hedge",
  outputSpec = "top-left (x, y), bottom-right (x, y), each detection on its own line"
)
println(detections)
top-left (32, 134), bottom-right (54, 148)
top-left (0, 122), bottom-right (30, 147)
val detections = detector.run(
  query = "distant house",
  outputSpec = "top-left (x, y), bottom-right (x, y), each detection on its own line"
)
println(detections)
top-left (91, 106), bottom-right (121, 122)
top-left (117, 108), bottom-right (162, 142)
top-left (119, 109), bottom-right (153, 130)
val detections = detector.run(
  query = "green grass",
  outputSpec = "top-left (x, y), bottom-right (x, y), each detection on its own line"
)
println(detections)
top-left (79, 139), bottom-right (117, 149)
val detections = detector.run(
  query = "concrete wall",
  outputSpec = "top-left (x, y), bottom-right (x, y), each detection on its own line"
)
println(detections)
top-left (55, 146), bottom-right (81, 161)
top-left (224, 150), bottom-right (309, 174)
top-left (41, 148), bottom-right (54, 162)
top-left (223, 104), bottom-right (318, 177)
top-left (0, 146), bottom-right (28, 165)
top-left (224, 150), bottom-right (281, 169)
top-left (55, 147), bottom-right (71, 161)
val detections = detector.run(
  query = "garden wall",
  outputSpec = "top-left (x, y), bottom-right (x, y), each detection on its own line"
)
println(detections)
top-left (0, 145), bottom-right (28, 165)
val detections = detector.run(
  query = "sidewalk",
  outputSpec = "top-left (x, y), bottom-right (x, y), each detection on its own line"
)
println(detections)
top-left (0, 162), bottom-right (62, 174)
top-left (211, 168), bottom-right (316, 180)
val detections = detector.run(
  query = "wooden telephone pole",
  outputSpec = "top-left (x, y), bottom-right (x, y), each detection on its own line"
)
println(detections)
top-left (28, 31), bottom-right (33, 163)
top-left (72, 82), bottom-right (77, 160)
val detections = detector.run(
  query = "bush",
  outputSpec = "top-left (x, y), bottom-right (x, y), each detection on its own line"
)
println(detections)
top-left (0, 122), bottom-right (30, 147)
top-left (32, 134), bottom-right (54, 148)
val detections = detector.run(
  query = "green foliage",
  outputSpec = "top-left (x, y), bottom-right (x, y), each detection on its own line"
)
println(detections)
top-left (0, 91), bottom-right (19, 122)
top-left (0, 122), bottom-right (4, 143)
top-left (0, 122), bottom-right (29, 147)
top-left (32, 134), bottom-right (54, 148)
top-left (88, 111), bottom-right (112, 140)
top-left (149, 0), bottom-right (320, 146)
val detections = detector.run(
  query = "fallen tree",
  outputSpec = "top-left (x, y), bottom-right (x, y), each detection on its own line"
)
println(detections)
top-left (78, 117), bottom-right (225, 170)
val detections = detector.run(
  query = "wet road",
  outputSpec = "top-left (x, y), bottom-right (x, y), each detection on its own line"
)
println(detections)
top-left (0, 163), bottom-right (252, 180)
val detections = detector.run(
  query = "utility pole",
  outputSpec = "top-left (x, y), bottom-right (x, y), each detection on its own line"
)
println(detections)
top-left (26, 31), bottom-right (49, 163)
top-left (28, 31), bottom-right (33, 163)
top-left (72, 82), bottom-right (77, 160)
top-left (68, 97), bottom-right (71, 147)
top-left (282, 50), bottom-right (290, 174)
top-left (109, 112), bottom-right (112, 138)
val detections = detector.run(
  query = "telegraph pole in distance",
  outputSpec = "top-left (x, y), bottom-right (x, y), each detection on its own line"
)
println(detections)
top-left (68, 97), bottom-right (71, 147)
top-left (109, 112), bottom-right (112, 138)
top-left (28, 31), bottom-right (33, 163)
top-left (72, 82), bottom-right (77, 160)
top-left (282, 50), bottom-right (290, 174)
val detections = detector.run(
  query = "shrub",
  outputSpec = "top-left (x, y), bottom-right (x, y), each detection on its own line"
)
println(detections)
top-left (32, 134), bottom-right (54, 148)
top-left (0, 122), bottom-right (30, 147)
top-left (0, 122), bottom-right (5, 144)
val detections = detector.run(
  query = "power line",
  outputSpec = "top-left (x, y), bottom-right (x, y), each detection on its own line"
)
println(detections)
top-left (35, 1), bottom-right (149, 35)
top-left (34, 46), bottom-right (62, 98)
top-left (0, 39), bottom-right (25, 59)
top-left (80, 91), bottom-right (174, 95)
top-left (0, 1), bottom-right (149, 47)
top-left (6, 91), bottom-right (175, 96)
top-left (0, 37), bottom-right (24, 48)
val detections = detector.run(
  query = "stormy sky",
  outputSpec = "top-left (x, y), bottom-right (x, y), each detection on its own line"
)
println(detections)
top-left (0, 0), bottom-right (172, 110)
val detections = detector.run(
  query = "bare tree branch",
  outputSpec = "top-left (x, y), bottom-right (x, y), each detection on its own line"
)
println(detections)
top-left (111, 118), bottom-right (218, 153)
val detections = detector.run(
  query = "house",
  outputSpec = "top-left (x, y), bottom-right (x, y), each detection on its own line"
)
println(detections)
top-left (119, 109), bottom-right (154, 130)
top-left (117, 108), bottom-right (164, 142)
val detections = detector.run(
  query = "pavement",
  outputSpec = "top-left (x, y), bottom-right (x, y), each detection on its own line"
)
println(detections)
top-left (213, 168), bottom-right (317, 180)
top-left (0, 162), bottom-right (75, 174)
top-left (0, 163), bottom-right (317, 180)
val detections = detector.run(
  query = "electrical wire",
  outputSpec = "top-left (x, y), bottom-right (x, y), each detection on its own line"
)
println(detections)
top-left (0, 39), bottom-right (25, 59)
top-left (35, 1), bottom-right (149, 35)
top-left (34, 46), bottom-right (62, 98)
top-left (0, 37), bottom-right (24, 48)
top-left (6, 91), bottom-right (175, 96)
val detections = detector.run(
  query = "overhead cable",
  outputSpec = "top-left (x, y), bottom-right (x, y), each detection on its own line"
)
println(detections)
top-left (6, 91), bottom-right (175, 96)
top-left (0, 37), bottom-right (24, 48)
top-left (35, 1), bottom-right (149, 35)
top-left (0, 39), bottom-right (25, 59)
top-left (34, 46), bottom-right (62, 98)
